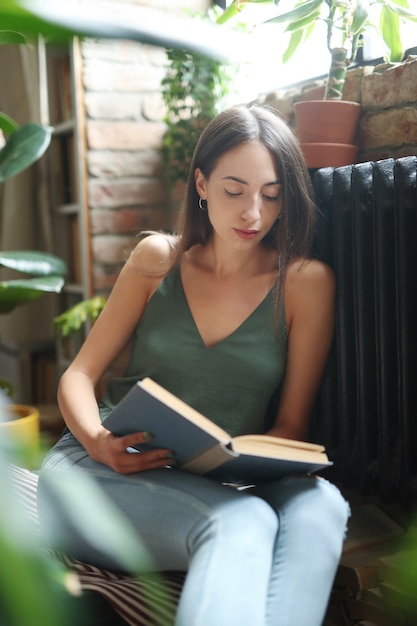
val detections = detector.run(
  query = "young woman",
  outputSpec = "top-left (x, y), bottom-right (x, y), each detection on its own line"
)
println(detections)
top-left (38, 104), bottom-right (349, 626)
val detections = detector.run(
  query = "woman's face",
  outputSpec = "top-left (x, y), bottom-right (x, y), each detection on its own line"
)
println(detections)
top-left (195, 141), bottom-right (282, 250)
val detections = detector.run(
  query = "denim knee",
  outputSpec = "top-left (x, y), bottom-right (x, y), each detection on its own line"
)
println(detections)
top-left (308, 477), bottom-right (350, 534)
top-left (187, 494), bottom-right (278, 557)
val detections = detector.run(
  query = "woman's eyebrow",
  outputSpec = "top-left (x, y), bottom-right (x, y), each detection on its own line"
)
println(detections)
top-left (221, 176), bottom-right (282, 185)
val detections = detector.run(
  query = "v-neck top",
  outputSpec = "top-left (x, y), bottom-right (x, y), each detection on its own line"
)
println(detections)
top-left (99, 265), bottom-right (288, 436)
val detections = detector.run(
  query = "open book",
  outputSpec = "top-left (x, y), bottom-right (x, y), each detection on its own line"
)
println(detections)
top-left (102, 378), bottom-right (332, 483)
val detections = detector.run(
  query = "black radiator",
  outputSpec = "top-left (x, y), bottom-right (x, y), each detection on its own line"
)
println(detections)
top-left (310, 156), bottom-right (417, 505)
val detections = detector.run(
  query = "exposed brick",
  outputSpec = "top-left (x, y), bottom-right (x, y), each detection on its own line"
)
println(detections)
top-left (92, 234), bottom-right (138, 264)
top-left (82, 39), bottom-right (146, 63)
top-left (262, 90), bottom-right (298, 125)
top-left (342, 66), bottom-right (373, 104)
top-left (359, 107), bottom-right (417, 149)
top-left (297, 82), bottom-right (326, 102)
top-left (92, 262), bottom-right (124, 292)
top-left (86, 120), bottom-right (166, 150)
top-left (141, 92), bottom-right (165, 122)
top-left (84, 92), bottom-right (141, 120)
top-left (87, 149), bottom-right (163, 178)
top-left (362, 57), bottom-right (417, 109)
top-left (90, 206), bottom-right (168, 235)
top-left (83, 59), bottom-right (165, 92)
top-left (82, 38), bottom-right (166, 66)
top-left (359, 145), bottom-right (417, 163)
top-left (88, 177), bottom-right (168, 208)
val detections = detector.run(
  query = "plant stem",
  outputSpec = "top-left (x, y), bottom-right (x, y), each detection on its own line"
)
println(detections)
top-left (325, 47), bottom-right (349, 100)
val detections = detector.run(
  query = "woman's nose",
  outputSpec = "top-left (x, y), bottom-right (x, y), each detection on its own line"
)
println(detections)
top-left (241, 197), bottom-right (261, 221)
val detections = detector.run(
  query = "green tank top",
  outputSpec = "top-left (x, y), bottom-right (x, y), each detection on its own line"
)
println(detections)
top-left (99, 265), bottom-right (287, 436)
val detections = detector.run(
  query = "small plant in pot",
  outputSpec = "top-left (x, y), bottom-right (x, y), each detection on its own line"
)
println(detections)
top-left (217, 0), bottom-right (417, 168)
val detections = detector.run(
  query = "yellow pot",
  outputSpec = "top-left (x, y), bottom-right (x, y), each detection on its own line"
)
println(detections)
top-left (0, 405), bottom-right (40, 469)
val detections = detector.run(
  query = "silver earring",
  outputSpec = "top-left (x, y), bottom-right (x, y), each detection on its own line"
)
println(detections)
top-left (199, 197), bottom-right (207, 211)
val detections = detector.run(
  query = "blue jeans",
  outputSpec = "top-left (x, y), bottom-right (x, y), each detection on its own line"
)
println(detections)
top-left (37, 432), bottom-right (350, 626)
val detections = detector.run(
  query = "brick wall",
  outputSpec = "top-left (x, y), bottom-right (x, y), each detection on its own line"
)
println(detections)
top-left (82, 0), bottom-right (209, 295)
top-left (259, 55), bottom-right (417, 164)
top-left (81, 4), bottom-right (417, 297)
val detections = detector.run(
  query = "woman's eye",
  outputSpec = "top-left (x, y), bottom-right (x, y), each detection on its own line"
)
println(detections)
top-left (263, 194), bottom-right (279, 202)
top-left (224, 189), bottom-right (242, 197)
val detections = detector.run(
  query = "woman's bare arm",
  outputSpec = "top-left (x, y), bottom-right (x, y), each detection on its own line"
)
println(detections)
top-left (266, 259), bottom-right (336, 441)
top-left (57, 234), bottom-right (175, 473)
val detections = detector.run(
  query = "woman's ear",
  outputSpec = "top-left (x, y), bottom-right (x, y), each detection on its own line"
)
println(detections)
top-left (194, 168), bottom-right (207, 198)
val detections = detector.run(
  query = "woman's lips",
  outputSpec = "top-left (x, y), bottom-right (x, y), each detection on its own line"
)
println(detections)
top-left (234, 228), bottom-right (259, 240)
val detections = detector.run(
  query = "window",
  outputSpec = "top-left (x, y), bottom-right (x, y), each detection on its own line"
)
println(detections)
top-left (215, 0), bottom-right (417, 99)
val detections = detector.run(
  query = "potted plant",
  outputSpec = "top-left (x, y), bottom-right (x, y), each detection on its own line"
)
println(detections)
top-left (0, 97), bottom-right (67, 465)
top-left (217, 0), bottom-right (417, 168)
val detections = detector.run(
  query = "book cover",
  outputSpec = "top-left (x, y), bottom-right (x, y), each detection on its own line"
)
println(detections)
top-left (102, 378), bottom-right (332, 483)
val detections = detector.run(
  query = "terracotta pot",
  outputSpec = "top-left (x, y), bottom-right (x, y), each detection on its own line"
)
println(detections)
top-left (299, 142), bottom-right (359, 170)
top-left (0, 404), bottom-right (40, 469)
top-left (294, 100), bottom-right (361, 145)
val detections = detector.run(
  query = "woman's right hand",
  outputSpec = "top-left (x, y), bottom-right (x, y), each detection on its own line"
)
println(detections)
top-left (88, 427), bottom-right (175, 475)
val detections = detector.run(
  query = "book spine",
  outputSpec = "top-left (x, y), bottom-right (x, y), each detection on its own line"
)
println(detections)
top-left (182, 442), bottom-right (238, 475)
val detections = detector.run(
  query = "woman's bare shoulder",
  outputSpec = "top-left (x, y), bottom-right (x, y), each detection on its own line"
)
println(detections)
top-left (286, 257), bottom-right (335, 290)
top-left (127, 232), bottom-right (179, 277)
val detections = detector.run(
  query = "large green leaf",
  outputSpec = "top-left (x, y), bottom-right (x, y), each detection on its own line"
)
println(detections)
top-left (0, 123), bottom-right (52, 183)
top-left (0, 0), bottom-right (250, 62)
top-left (0, 276), bottom-right (65, 313)
top-left (0, 250), bottom-right (67, 277)
top-left (380, 4), bottom-right (404, 62)
top-left (384, 0), bottom-right (417, 21)
top-left (0, 456), bottom-right (75, 626)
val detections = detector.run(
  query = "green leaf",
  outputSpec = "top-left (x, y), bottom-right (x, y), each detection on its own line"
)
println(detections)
top-left (283, 28), bottom-right (306, 63)
top-left (383, 0), bottom-right (417, 21)
top-left (266, 0), bottom-right (324, 25)
top-left (54, 296), bottom-right (106, 337)
top-left (0, 112), bottom-right (18, 136)
top-left (40, 467), bottom-right (155, 573)
top-left (380, 4), bottom-right (404, 61)
top-left (0, 276), bottom-right (65, 313)
top-left (350, 0), bottom-right (369, 35)
top-left (283, 11), bottom-right (321, 33)
top-left (0, 123), bottom-right (52, 183)
top-left (0, 250), bottom-right (67, 277)
top-left (0, 29), bottom-right (26, 44)
top-left (216, 0), bottom-right (275, 24)
top-left (0, 378), bottom-right (14, 397)
top-left (0, 0), bottom-right (250, 62)
top-left (0, 458), bottom-right (75, 626)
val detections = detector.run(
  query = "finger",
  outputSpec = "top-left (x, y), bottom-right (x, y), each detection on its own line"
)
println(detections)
top-left (115, 449), bottom-right (175, 475)
top-left (118, 431), bottom-right (153, 449)
top-left (108, 431), bottom-right (152, 454)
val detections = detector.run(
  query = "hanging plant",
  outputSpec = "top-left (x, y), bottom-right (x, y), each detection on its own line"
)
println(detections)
top-left (161, 46), bottom-right (236, 189)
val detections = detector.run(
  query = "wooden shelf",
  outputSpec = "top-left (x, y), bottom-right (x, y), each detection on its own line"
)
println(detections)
top-left (38, 37), bottom-right (92, 376)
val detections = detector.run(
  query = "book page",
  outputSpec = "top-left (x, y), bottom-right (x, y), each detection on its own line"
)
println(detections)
top-left (232, 434), bottom-right (329, 463)
top-left (234, 434), bottom-right (326, 452)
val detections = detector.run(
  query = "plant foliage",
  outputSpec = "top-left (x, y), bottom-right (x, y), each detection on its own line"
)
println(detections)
top-left (161, 47), bottom-right (235, 188)
top-left (53, 296), bottom-right (106, 337)
top-left (217, 0), bottom-right (417, 99)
